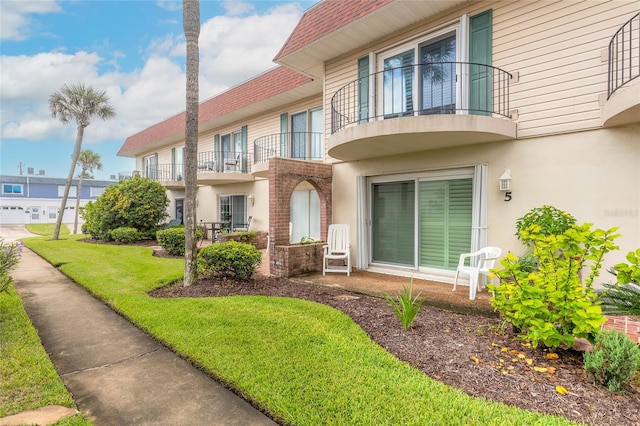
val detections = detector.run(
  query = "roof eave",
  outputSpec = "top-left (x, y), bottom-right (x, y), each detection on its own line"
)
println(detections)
top-left (274, 0), bottom-right (467, 79)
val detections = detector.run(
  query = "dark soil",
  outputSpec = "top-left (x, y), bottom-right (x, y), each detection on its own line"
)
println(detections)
top-left (150, 273), bottom-right (640, 426)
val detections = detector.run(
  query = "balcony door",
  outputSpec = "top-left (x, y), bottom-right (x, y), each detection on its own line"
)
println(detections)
top-left (283, 109), bottom-right (323, 160)
top-left (419, 34), bottom-right (457, 114)
top-left (375, 12), bottom-right (492, 119)
top-left (291, 112), bottom-right (307, 159)
top-left (382, 50), bottom-right (414, 117)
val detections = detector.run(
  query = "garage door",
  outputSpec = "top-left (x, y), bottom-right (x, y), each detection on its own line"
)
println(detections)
top-left (0, 206), bottom-right (27, 224)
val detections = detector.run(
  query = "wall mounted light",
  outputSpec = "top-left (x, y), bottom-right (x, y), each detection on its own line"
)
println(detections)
top-left (499, 169), bottom-right (512, 191)
top-left (248, 193), bottom-right (255, 206)
top-left (499, 169), bottom-right (512, 202)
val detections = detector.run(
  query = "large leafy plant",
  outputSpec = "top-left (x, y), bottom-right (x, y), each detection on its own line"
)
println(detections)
top-left (490, 222), bottom-right (620, 349)
top-left (82, 176), bottom-right (169, 241)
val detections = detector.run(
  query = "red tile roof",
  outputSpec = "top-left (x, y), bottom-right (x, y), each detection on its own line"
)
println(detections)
top-left (274, 0), bottom-right (393, 61)
top-left (118, 66), bottom-right (312, 156)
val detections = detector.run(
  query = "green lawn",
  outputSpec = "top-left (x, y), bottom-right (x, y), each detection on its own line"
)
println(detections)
top-left (17, 236), bottom-right (576, 425)
top-left (25, 223), bottom-right (70, 236)
top-left (0, 285), bottom-right (91, 425)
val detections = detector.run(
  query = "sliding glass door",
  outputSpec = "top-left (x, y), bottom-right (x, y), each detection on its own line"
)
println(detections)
top-left (418, 178), bottom-right (472, 270)
top-left (370, 173), bottom-right (473, 271)
top-left (371, 181), bottom-right (415, 265)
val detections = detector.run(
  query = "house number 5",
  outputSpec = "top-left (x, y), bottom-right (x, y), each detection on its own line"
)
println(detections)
top-left (504, 191), bottom-right (512, 202)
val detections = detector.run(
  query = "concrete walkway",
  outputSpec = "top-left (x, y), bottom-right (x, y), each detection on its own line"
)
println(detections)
top-left (10, 247), bottom-right (276, 426)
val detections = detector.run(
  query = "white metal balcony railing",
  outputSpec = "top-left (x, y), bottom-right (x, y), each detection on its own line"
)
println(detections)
top-left (253, 132), bottom-right (324, 165)
top-left (331, 62), bottom-right (512, 134)
top-left (608, 12), bottom-right (640, 99)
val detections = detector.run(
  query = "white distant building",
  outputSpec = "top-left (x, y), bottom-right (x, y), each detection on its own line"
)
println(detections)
top-left (0, 174), bottom-right (115, 225)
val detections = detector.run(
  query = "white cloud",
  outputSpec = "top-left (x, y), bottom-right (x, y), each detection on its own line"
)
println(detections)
top-left (155, 0), bottom-right (182, 13)
top-left (197, 3), bottom-right (302, 92)
top-left (0, 1), bottom-right (305, 145)
top-left (0, 0), bottom-right (62, 41)
top-left (223, 1), bottom-right (255, 16)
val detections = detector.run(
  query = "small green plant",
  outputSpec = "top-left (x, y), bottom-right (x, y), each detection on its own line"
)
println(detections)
top-left (599, 249), bottom-right (640, 316)
top-left (383, 278), bottom-right (425, 330)
top-left (110, 227), bottom-right (141, 244)
top-left (584, 328), bottom-right (640, 393)
top-left (299, 236), bottom-right (317, 244)
top-left (198, 240), bottom-right (262, 280)
top-left (515, 205), bottom-right (576, 243)
top-left (491, 222), bottom-right (620, 349)
top-left (0, 239), bottom-right (23, 293)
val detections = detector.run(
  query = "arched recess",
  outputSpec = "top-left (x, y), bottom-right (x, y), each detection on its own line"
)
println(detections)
top-left (268, 158), bottom-right (332, 276)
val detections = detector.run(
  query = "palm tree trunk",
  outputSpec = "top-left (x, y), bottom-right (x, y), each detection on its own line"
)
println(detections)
top-left (54, 125), bottom-right (85, 240)
top-left (73, 170), bottom-right (86, 234)
top-left (183, 0), bottom-right (200, 286)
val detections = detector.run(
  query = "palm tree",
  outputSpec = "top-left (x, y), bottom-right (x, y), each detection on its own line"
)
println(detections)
top-left (49, 84), bottom-right (115, 240)
top-left (183, 0), bottom-right (200, 286)
top-left (73, 149), bottom-right (102, 234)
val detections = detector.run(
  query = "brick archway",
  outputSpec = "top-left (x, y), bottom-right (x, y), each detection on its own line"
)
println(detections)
top-left (268, 158), bottom-right (332, 276)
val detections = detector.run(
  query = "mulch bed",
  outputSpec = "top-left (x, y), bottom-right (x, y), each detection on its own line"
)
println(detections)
top-left (150, 273), bottom-right (640, 426)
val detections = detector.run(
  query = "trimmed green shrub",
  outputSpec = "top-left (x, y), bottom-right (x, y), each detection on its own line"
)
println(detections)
top-left (110, 227), bottom-right (141, 244)
top-left (599, 248), bottom-right (640, 316)
top-left (81, 176), bottom-right (169, 241)
top-left (584, 328), bottom-right (640, 393)
top-left (491, 222), bottom-right (620, 349)
top-left (157, 226), bottom-right (203, 256)
top-left (198, 241), bottom-right (262, 280)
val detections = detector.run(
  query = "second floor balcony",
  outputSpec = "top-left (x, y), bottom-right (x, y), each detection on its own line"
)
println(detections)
top-left (140, 164), bottom-right (184, 189)
top-left (602, 12), bottom-right (639, 128)
top-left (135, 150), bottom-right (255, 188)
top-left (252, 132), bottom-right (323, 177)
top-left (329, 62), bottom-right (517, 161)
top-left (196, 150), bottom-right (254, 185)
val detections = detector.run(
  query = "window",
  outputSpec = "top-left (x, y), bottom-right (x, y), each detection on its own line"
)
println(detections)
top-left (143, 154), bottom-right (158, 180)
top-left (290, 189), bottom-right (320, 243)
top-left (378, 25), bottom-right (462, 118)
top-left (371, 11), bottom-right (493, 118)
top-left (172, 147), bottom-right (184, 180)
top-left (90, 187), bottom-right (105, 197)
top-left (2, 184), bottom-right (23, 194)
top-left (58, 185), bottom-right (77, 197)
top-left (280, 108), bottom-right (323, 160)
top-left (219, 195), bottom-right (247, 230)
top-left (214, 126), bottom-right (247, 172)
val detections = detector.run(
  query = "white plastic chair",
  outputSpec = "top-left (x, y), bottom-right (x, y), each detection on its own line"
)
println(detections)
top-left (453, 246), bottom-right (502, 300)
top-left (323, 224), bottom-right (351, 276)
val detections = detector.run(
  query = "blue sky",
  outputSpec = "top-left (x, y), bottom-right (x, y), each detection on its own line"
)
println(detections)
top-left (0, 0), bottom-right (315, 180)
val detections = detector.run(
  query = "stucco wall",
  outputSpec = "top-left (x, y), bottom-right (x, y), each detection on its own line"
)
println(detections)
top-left (331, 124), bottom-right (640, 277)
